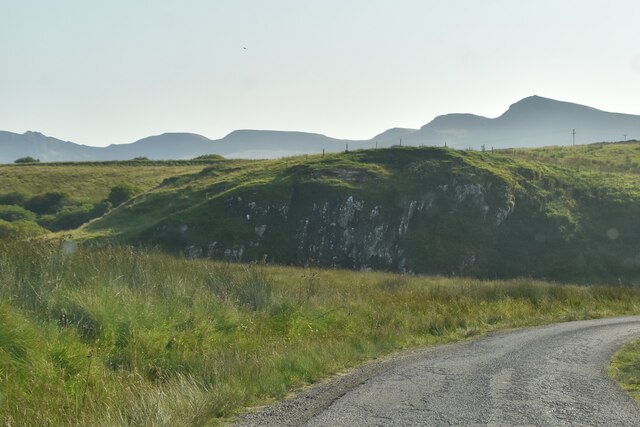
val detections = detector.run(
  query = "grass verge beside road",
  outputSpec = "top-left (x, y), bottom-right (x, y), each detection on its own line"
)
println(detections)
top-left (610, 338), bottom-right (640, 403)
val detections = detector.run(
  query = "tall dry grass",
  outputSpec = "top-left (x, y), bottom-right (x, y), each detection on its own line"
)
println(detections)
top-left (1, 240), bottom-right (639, 425)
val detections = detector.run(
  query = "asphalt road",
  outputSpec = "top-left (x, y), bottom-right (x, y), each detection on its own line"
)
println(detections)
top-left (237, 316), bottom-right (640, 426)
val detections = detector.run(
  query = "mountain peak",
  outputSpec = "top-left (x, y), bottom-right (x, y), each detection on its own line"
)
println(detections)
top-left (507, 95), bottom-right (559, 110)
top-left (501, 95), bottom-right (601, 118)
top-left (371, 127), bottom-right (417, 141)
top-left (517, 94), bottom-right (547, 102)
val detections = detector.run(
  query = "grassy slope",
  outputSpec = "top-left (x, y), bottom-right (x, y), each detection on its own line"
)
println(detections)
top-left (81, 144), bottom-right (640, 283)
top-left (0, 161), bottom-right (219, 204)
top-left (0, 160), bottom-right (225, 238)
top-left (502, 140), bottom-right (640, 175)
top-left (610, 338), bottom-right (640, 403)
top-left (1, 241), bottom-right (639, 426)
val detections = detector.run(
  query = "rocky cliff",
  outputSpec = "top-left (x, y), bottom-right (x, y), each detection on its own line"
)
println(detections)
top-left (86, 147), bottom-right (640, 283)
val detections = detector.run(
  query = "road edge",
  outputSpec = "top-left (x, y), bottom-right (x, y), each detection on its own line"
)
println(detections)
top-left (233, 316), bottom-right (640, 426)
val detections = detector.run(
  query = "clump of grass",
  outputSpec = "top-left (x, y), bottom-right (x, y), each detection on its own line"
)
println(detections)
top-left (204, 262), bottom-right (273, 310)
top-left (0, 240), bottom-right (639, 425)
top-left (610, 338), bottom-right (640, 403)
top-left (236, 264), bottom-right (273, 311)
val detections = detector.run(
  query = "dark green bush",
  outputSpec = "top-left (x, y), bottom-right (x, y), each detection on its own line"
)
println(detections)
top-left (14, 156), bottom-right (40, 164)
top-left (193, 154), bottom-right (224, 160)
top-left (25, 192), bottom-right (70, 215)
top-left (108, 184), bottom-right (139, 207)
top-left (38, 201), bottom-right (111, 231)
top-left (0, 205), bottom-right (36, 222)
top-left (0, 191), bottom-right (30, 206)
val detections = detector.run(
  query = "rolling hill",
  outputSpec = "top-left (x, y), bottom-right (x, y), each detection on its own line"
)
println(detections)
top-left (0, 130), bottom-right (101, 162)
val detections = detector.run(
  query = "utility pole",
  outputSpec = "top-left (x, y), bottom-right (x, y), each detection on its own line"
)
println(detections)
top-left (399, 138), bottom-right (402, 147)
top-left (623, 134), bottom-right (628, 141)
top-left (572, 129), bottom-right (576, 146)
top-left (375, 141), bottom-right (378, 149)
top-left (345, 143), bottom-right (349, 153)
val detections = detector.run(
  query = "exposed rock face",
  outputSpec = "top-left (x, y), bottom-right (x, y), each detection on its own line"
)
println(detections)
top-left (288, 181), bottom-right (513, 273)
top-left (179, 175), bottom-right (515, 275)
top-left (294, 196), bottom-right (396, 270)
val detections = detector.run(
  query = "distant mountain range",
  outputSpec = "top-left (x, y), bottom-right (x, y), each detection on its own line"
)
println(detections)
top-left (2, 96), bottom-right (640, 163)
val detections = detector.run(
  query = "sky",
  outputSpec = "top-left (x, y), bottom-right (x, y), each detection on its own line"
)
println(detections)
top-left (2, 0), bottom-right (640, 147)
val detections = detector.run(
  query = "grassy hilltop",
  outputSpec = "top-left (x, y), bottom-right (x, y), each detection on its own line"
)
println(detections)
top-left (73, 144), bottom-right (640, 283)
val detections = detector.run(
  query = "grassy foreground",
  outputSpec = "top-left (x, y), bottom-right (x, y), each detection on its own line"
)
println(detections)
top-left (1, 241), bottom-right (640, 426)
top-left (610, 338), bottom-right (640, 403)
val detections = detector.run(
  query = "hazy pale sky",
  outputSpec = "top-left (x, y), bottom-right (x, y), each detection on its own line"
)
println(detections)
top-left (2, 1), bottom-right (640, 146)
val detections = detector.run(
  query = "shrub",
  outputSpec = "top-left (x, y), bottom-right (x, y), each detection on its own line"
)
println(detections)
top-left (91, 201), bottom-right (112, 216)
top-left (0, 205), bottom-right (36, 222)
top-left (108, 184), bottom-right (140, 207)
top-left (39, 201), bottom-right (111, 231)
top-left (193, 154), bottom-right (224, 160)
top-left (14, 156), bottom-right (40, 164)
top-left (25, 192), bottom-right (70, 215)
top-left (0, 191), bottom-right (30, 206)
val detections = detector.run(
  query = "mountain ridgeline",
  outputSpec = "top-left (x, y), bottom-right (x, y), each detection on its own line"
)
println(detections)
top-left (82, 144), bottom-right (640, 283)
top-left (3, 96), bottom-right (640, 163)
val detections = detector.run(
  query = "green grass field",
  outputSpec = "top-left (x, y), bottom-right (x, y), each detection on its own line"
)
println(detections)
top-left (0, 160), bottom-right (224, 238)
top-left (0, 161), bottom-right (219, 204)
top-left (1, 240), bottom-right (639, 425)
top-left (502, 140), bottom-right (640, 175)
